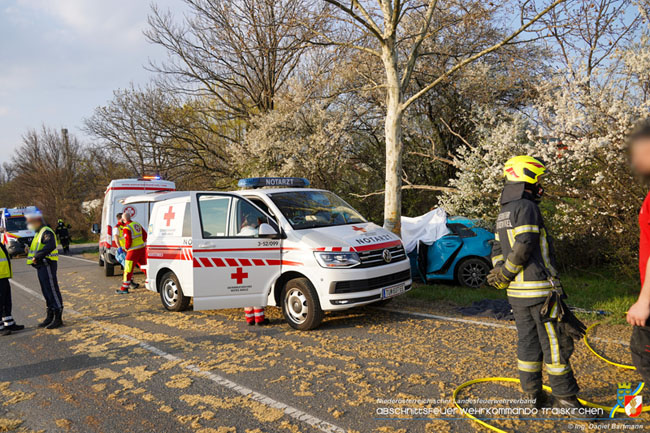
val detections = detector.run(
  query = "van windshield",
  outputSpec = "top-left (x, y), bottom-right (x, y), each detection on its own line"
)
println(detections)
top-left (269, 191), bottom-right (365, 230)
top-left (5, 217), bottom-right (27, 232)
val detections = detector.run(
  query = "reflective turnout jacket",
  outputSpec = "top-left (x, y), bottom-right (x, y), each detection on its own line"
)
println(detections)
top-left (491, 192), bottom-right (558, 306)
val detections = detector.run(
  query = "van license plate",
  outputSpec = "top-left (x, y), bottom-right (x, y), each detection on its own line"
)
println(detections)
top-left (382, 283), bottom-right (405, 299)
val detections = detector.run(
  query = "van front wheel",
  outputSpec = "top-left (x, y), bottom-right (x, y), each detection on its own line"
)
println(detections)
top-left (160, 271), bottom-right (190, 312)
top-left (281, 278), bottom-right (323, 331)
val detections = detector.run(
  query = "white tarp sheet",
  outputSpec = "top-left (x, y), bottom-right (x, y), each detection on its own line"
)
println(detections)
top-left (400, 208), bottom-right (451, 253)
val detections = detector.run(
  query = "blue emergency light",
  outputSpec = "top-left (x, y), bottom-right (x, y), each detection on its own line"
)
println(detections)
top-left (237, 177), bottom-right (310, 189)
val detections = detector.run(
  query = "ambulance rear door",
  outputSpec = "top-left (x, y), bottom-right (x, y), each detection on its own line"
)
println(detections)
top-left (190, 192), bottom-right (281, 310)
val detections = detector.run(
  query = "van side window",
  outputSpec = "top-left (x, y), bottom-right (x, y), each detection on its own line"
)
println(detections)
top-left (245, 196), bottom-right (273, 217)
top-left (198, 195), bottom-right (230, 238)
top-left (182, 203), bottom-right (192, 237)
top-left (230, 198), bottom-right (268, 238)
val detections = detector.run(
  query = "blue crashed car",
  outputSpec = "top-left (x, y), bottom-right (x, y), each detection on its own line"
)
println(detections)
top-left (409, 216), bottom-right (494, 288)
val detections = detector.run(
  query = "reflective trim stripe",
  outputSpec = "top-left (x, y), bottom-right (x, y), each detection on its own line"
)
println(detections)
top-left (0, 258), bottom-right (7, 263)
top-left (491, 255), bottom-right (504, 266)
top-left (545, 322), bottom-right (560, 364)
top-left (546, 363), bottom-right (572, 375)
top-left (494, 233), bottom-right (500, 242)
top-left (507, 288), bottom-right (553, 298)
top-left (506, 229), bottom-right (515, 248)
top-left (504, 259), bottom-right (522, 274)
top-left (513, 225), bottom-right (540, 236)
top-left (517, 359), bottom-right (542, 372)
top-left (540, 228), bottom-right (552, 269)
top-left (507, 280), bottom-right (553, 289)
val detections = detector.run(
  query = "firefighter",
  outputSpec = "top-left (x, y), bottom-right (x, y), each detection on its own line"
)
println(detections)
top-left (24, 210), bottom-right (63, 329)
top-left (55, 218), bottom-right (71, 254)
top-left (487, 155), bottom-right (587, 416)
top-left (627, 119), bottom-right (650, 383)
top-left (116, 212), bottom-right (147, 294)
top-left (0, 228), bottom-right (24, 336)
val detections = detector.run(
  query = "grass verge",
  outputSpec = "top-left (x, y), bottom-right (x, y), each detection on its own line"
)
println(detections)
top-left (407, 268), bottom-right (639, 324)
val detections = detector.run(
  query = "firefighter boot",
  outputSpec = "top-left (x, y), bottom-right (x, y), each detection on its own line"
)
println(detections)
top-left (526, 390), bottom-right (551, 409)
top-left (554, 396), bottom-right (596, 420)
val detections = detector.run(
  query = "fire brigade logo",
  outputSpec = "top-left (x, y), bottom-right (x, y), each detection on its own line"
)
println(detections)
top-left (123, 206), bottom-right (136, 217)
top-left (613, 382), bottom-right (644, 418)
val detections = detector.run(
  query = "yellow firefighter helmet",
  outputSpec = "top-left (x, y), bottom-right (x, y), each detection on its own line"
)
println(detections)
top-left (503, 155), bottom-right (546, 184)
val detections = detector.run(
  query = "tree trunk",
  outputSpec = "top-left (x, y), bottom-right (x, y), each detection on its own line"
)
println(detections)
top-left (382, 42), bottom-right (403, 236)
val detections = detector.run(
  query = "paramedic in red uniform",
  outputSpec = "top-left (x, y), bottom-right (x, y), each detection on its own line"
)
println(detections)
top-left (627, 119), bottom-right (650, 383)
top-left (116, 212), bottom-right (147, 294)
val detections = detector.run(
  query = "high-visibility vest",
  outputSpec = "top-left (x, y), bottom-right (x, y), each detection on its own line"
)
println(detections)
top-left (26, 226), bottom-right (59, 265)
top-left (116, 224), bottom-right (126, 248)
top-left (0, 246), bottom-right (12, 279)
top-left (125, 221), bottom-right (145, 252)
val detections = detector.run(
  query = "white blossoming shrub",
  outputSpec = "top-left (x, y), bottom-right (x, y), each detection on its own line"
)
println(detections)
top-left (441, 36), bottom-right (650, 272)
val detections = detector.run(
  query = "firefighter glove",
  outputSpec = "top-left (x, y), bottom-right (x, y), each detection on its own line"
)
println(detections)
top-left (487, 266), bottom-right (510, 290)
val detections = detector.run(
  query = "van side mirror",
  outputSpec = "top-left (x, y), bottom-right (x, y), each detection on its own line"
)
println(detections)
top-left (91, 223), bottom-right (100, 234)
top-left (258, 223), bottom-right (278, 239)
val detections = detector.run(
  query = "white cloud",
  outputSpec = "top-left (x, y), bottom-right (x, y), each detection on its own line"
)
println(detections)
top-left (0, 107), bottom-right (9, 116)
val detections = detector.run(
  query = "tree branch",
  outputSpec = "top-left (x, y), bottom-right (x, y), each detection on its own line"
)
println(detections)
top-left (401, 0), bottom-right (567, 111)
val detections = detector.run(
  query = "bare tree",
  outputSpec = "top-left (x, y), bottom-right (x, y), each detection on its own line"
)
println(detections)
top-left (145, 0), bottom-right (326, 118)
top-left (317, 0), bottom-right (567, 234)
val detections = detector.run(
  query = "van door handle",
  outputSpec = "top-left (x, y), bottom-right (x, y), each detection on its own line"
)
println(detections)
top-left (197, 243), bottom-right (211, 249)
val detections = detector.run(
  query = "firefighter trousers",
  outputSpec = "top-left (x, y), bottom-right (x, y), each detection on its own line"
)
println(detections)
top-left (512, 302), bottom-right (579, 397)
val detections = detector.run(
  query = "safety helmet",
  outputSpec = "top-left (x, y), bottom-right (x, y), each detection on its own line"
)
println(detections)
top-left (57, 219), bottom-right (63, 223)
top-left (503, 155), bottom-right (546, 184)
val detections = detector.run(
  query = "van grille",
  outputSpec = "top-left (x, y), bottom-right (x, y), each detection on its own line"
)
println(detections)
top-left (357, 245), bottom-right (407, 268)
top-left (333, 269), bottom-right (411, 294)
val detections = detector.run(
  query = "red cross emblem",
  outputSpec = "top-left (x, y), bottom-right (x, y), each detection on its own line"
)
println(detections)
top-left (231, 267), bottom-right (248, 285)
top-left (352, 226), bottom-right (367, 233)
top-left (163, 206), bottom-right (176, 227)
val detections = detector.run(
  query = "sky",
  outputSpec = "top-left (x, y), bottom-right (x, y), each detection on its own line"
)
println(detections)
top-left (0, 0), bottom-right (186, 163)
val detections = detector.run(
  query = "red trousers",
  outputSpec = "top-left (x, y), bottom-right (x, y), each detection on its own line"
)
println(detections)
top-left (244, 307), bottom-right (265, 324)
top-left (122, 248), bottom-right (147, 289)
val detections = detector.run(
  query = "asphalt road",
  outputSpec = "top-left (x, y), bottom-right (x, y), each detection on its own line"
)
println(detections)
top-left (0, 254), bottom-right (647, 433)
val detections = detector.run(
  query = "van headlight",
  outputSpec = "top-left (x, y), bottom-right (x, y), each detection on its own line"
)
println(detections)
top-left (314, 251), bottom-right (360, 268)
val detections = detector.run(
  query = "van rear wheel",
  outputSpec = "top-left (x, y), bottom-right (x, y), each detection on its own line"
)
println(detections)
top-left (160, 271), bottom-right (190, 312)
top-left (105, 260), bottom-right (114, 277)
top-left (281, 278), bottom-right (323, 331)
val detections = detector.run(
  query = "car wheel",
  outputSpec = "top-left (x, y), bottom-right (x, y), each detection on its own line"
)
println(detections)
top-left (456, 258), bottom-right (490, 288)
top-left (105, 258), bottom-right (114, 277)
top-left (159, 271), bottom-right (191, 312)
top-left (281, 278), bottom-right (323, 330)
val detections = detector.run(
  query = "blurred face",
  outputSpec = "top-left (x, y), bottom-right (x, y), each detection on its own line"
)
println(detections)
top-left (631, 137), bottom-right (650, 176)
top-left (26, 217), bottom-right (42, 230)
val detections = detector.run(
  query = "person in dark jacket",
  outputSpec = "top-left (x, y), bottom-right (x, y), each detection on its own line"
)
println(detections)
top-left (24, 211), bottom-right (63, 329)
top-left (0, 229), bottom-right (24, 336)
top-left (627, 119), bottom-right (650, 384)
top-left (488, 155), bottom-right (586, 416)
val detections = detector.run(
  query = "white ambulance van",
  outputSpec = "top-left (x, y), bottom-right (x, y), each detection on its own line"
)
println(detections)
top-left (0, 207), bottom-right (39, 256)
top-left (125, 177), bottom-right (412, 330)
top-left (92, 177), bottom-right (175, 277)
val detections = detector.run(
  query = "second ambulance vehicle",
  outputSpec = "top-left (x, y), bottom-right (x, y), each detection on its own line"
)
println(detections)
top-left (126, 177), bottom-right (412, 330)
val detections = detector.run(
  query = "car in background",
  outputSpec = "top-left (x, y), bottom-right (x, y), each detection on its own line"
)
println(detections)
top-left (409, 216), bottom-right (494, 288)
